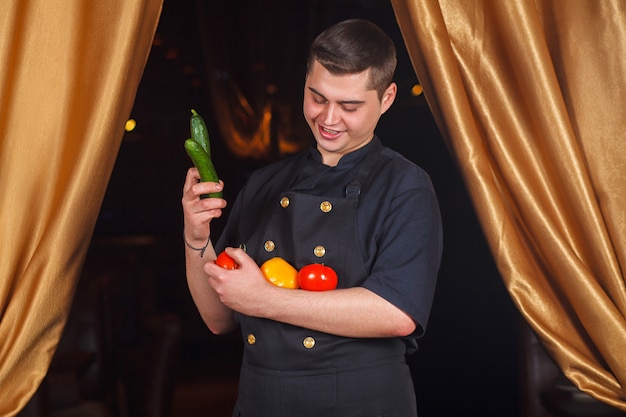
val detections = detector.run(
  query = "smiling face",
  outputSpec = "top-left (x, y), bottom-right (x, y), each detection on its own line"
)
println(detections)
top-left (303, 60), bottom-right (397, 166)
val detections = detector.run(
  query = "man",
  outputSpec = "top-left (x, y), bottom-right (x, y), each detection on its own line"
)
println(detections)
top-left (182, 18), bottom-right (443, 417)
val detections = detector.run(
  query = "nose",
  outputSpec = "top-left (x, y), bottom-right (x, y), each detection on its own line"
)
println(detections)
top-left (322, 104), bottom-right (339, 125)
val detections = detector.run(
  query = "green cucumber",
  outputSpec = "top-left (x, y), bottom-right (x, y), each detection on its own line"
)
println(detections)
top-left (190, 109), bottom-right (210, 158)
top-left (184, 138), bottom-right (223, 198)
top-left (184, 109), bottom-right (222, 198)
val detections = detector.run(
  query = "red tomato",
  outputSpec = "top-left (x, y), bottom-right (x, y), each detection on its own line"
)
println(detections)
top-left (214, 251), bottom-right (239, 270)
top-left (298, 264), bottom-right (338, 291)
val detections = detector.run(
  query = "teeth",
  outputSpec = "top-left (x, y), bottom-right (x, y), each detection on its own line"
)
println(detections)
top-left (322, 127), bottom-right (339, 135)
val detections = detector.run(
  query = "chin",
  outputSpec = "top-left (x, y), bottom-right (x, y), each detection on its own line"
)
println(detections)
top-left (316, 137), bottom-right (343, 153)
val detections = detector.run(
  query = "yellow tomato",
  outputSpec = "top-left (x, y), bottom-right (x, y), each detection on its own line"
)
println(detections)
top-left (261, 257), bottom-right (299, 289)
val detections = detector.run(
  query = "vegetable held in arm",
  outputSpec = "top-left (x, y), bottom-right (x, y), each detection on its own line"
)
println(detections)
top-left (298, 263), bottom-right (338, 291)
top-left (215, 251), bottom-right (239, 270)
top-left (184, 109), bottom-right (222, 198)
top-left (261, 257), bottom-right (299, 289)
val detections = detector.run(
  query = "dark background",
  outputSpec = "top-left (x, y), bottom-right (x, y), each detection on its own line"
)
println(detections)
top-left (88, 1), bottom-right (523, 415)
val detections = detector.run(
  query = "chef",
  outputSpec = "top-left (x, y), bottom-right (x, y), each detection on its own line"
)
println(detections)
top-left (182, 18), bottom-right (443, 417)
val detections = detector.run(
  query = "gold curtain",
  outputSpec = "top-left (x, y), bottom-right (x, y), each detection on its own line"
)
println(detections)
top-left (0, 1), bottom-right (162, 415)
top-left (391, 0), bottom-right (626, 410)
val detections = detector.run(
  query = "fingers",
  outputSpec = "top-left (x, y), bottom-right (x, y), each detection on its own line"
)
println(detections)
top-left (183, 168), bottom-right (225, 198)
top-left (183, 167), bottom-right (201, 190)
top-left (182, 168), bottom-right (227, 242)
top-left (203, 249), bottom-right (269, 315)
top-left (203, 257), bottom-right (223, 277)
top-left (207, 247), bottom-right (252, 275)
top-left (224, 247), bottom-right (253, 268)
top-left (182, 167), bottom-right (226, 211)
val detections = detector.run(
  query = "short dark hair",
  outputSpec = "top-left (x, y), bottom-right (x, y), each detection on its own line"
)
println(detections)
top-left (306, 19), bottom-right (397, 99)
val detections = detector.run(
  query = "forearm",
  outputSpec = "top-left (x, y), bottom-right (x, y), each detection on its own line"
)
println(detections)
top-left (181, 168), bottom-right (234, 334)
top-left (255, 286), bottom-right (416, 338)
top-left (202, 248), bottom-right (416, 338)
top-left (185, 240), bottom-right (237, 335)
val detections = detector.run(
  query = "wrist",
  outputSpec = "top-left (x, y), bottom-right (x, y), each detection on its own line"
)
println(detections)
top-left (183, 229), bottom-right (210, 257)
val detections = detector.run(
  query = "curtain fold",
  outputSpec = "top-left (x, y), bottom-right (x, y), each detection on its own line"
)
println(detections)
top-left (391, 0), bottom-right (626, 410)
top-left (0, 1), bottom-right (163, 414)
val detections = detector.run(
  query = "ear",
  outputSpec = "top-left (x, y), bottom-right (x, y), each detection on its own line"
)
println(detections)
top-left (380, 82), bottom-right (397, 114)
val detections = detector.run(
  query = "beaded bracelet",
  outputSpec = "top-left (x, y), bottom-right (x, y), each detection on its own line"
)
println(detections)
top-left (183, 232), bottom-right (210, 257)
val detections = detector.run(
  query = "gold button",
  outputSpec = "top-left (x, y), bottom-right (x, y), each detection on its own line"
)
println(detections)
top-left (247, 334), bottom-right (256, 345)
top-left (313, 245), bottom-right (326, 257)
top-left (264, 240), bottom-right (275, 252)
top-left (303, 336), bottom-right (316, 349)
top-left (320, 201), bottom-right (332, 212)
top-left (280, 196), bottom-right (290, 208)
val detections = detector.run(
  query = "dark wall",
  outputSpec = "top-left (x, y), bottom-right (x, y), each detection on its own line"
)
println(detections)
top-left (91, 1), bottom-right (523, 416)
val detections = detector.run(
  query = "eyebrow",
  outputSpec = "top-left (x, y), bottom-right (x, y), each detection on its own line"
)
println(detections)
top-left (308, 87), bottom-right (366, 105)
